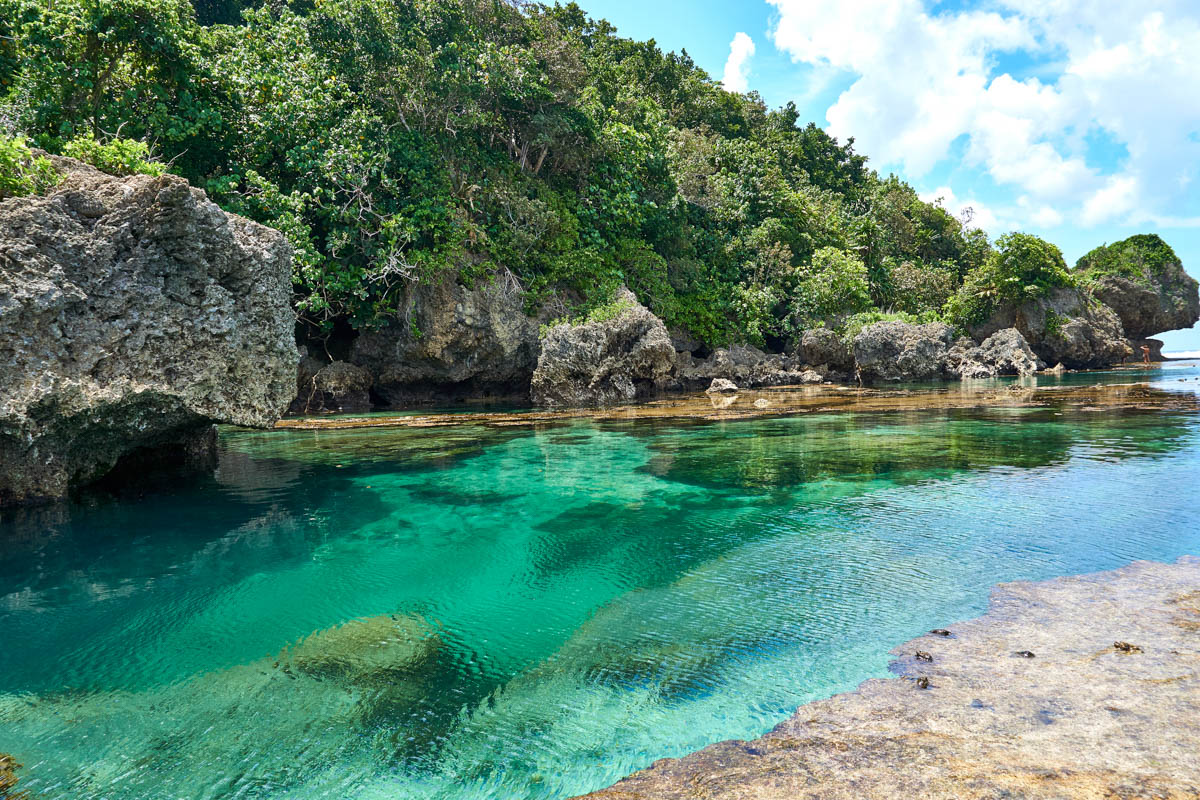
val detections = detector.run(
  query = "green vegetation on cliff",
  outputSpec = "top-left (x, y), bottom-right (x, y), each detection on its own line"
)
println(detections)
top-left (0, 0), bottom-right (1183, 347)
top-left (1076, 234), bottom-right (1181, 284)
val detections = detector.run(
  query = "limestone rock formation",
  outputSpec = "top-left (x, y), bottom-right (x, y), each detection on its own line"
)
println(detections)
top-left (675, 344), bottom-right (821, 389)
top-left (1077, 235), bottom-right (1200, 340)
top-left (0, 156), bottom-right (296, 505)
top-left (971, 287), bottom-right (1128, 369)
top-left (350, 274), bottom-right (542, 405)
top-left (531, 289), bottom-right (675, 407)
top-left (945, 328), bottom-right (1043, 379)
top-left (853, 321), bottom-right (956, 382)
top-left (290, 358), bottom-right (373, 414)
top-left (798, 327), bottom-right (854, 372)
top-left (705, 378), bottom-right (739, 394)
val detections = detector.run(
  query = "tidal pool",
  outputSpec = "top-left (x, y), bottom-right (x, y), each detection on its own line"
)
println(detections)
top-left (3, 363), bottom-right (1200, 799)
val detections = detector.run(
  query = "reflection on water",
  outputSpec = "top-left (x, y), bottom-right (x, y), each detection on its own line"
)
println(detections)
top-left (2, 363), bottom-right (1200, 799)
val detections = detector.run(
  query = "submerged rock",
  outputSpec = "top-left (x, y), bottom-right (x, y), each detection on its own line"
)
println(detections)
top-left (350, 274), bottom-right (542, 405)
top-left (278, 612), bottom-right (440, 684)
top-left (531, 289), bottom-right (675, 407)
top-left (576, 557), bottom-right (1200, 800)
top-left (0, 752), bottom-right (22, 799)
top-left (971, 286), bottom-right (1128, 369)
top-left (0, 156), bottom-right (296, 505)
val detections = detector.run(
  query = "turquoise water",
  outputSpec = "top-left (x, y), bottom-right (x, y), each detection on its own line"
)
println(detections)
top-left (3, 363), bottom-right (1200, 799)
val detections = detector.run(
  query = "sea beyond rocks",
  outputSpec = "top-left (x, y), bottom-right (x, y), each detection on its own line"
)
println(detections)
top-left (574, 557), bottom-right (1200, 800)
top-left (1, 156), bottom-right (1199, 504)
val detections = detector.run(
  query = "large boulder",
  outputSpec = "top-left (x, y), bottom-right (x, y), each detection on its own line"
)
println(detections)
top-left (853, 321), bottom-right (956, 382)
top-left (0, 156), bottom-right (296, 505)
top-left (798, 327), bottom-right (854, 372)
top-left (350, 273), bottom-right (541, 405)
top-left (1077, 234), bottom-right (1200, 339)
top-left (944, 328), bottom-right (1043, 379)
top-left (531, 289), bottom-right (675, 407)
top-left (675, 344), bottom-right (821, 389)
top-left (970, 287), bottom-right (1128, 369)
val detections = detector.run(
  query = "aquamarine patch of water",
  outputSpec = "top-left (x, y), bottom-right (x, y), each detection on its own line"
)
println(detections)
top-left (3, 363), bottom-right (1200, 799)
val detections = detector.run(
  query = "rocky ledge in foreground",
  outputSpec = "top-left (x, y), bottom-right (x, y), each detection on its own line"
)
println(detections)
top-left (576, 557), bottom-right (1200, 800)
top-left (0, 156), bottom-right (297, 505)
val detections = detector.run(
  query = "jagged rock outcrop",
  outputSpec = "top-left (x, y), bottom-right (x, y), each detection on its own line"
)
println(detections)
top-left (853, 321), bottom-right (956, 383)
top-left (971, 287), bottom-right (1128, 369)
top-left (945, 328), bottom-right (1043, 379)
top-left (1077, 234), bottom-right (1200, 340)
top-left (289, 358), bottom-right (373, 414)
top-left (350, 274), bottom-right (542, 405)
top-left (854, 322), bottom-right (1042, 382)
top-left (675, 344), bottom-right (823, 389)
top-left (798, 328), bottom-right (854, 372)
top-left (0, 156), bottom-right (296, 506)
top-left (531, 289), bottom-right (675, 407)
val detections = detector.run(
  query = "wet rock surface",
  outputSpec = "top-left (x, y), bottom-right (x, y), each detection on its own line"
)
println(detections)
top-left (0, 156), bottom-right (296, 505)
top-left (973, 287), bottom-right (1128, 369)
top-left (531, 289), bottom-right (675, 407)
top-left (576, 557), bottom-right (1200, 800)
top-left (349, 274), bottom-right (542, 405)
top-left (1092, 270), bottom-right (1200, 341)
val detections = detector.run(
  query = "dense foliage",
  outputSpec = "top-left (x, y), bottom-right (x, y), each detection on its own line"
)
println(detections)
top-left (0, 0), bottom-right (1158, 348)
top-left (1076, 234), bottom-right (1181, 284)
top-left (0, 135), bottom-right (59, 198)
top-left (945, 233), bottom-right (1076, 329)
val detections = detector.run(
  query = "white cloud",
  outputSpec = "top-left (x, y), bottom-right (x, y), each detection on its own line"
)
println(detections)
top-left (767, 0), bottom-right (1200, 230)
top-left (722, 32), bottom-right (756, 93)
top-left (919, 185), bottom-right (1005, 232)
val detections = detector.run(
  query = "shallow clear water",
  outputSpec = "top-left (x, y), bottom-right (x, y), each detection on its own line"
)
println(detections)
top-left (3, 363), bottom-right (1200, 799)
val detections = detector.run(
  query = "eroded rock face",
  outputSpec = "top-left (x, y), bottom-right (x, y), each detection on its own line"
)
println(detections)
top-left (853, 321), bottom-right (956, 382)
top-left (1092, 273), bottom-right (1198, 340)
top-left (1077, 236), bottom-right (1200, 339)
top-left (971, 287), bottom-right (1128, 369)
top-left (350, 275), bottom-right (541, 405)
top-left (798, 327), bottom-right (854, 372)
top-left (0, 156), bottom-right (296, 505)
top-left (531, 289), bottom-right (675, 407)
top-left (945, 328), bottom-right (1043, 379)
top-left (675, 344), bottom-right (821, 389)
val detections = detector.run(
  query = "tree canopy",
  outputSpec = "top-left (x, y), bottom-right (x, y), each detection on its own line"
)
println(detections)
top-left (0, 0), bottom-right (1143, 348)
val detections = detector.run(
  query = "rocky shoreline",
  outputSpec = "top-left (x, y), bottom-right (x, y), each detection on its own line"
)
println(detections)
top-left (2, 155), bottom-right (1198, 504)
top-left (574, 557), bottom-right (1200, 800)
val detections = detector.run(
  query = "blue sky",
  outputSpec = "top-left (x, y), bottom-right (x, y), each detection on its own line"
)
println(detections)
top-left (579, 0), bottom-right (1200, 351)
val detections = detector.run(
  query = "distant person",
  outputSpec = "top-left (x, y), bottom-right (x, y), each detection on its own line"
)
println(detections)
top-left (1141, 345), bottom-right (1151, 364)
